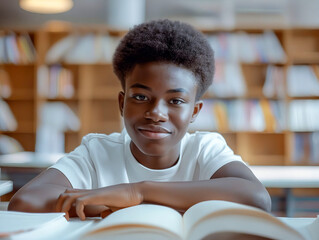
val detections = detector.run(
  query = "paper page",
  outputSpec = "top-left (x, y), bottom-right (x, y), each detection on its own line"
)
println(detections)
top-left (0, 211), bottom-right (65, 236)
top-left (85, 204), bottom-right (183, 239)
top-left (183, 201), bottom-right (306, 240)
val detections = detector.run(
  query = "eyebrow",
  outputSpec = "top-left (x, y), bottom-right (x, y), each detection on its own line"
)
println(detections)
top-left (129, 83), bottom-right (189, 94)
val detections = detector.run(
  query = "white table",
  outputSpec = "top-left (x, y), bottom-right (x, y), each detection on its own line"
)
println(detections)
top-left (251, 166), bottom-right (319, 217)
top-left (0, 180), bottom-right (13, 197)
top-left (251, 166), bottom-right (319, 188)
top-left (0, 152), bottom-right (64, 168)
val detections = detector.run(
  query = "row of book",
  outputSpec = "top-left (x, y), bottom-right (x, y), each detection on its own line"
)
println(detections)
top-left (206, 62), bottom-right (246, 97)
top-left (0, 68), bottom-right (11, 98)
top-left (0, 99), bottom-right (17, 131)
top-left (45, 34), bottom-right (122, 64)
top-left (262, 65), bottom-right (285, 98)
top-left (0, 33), bottom-right (36, 64)
top-left (264, 65), bottom-right (319, 98)
top-left (289, 100), bottom-right (319, 131)
top-left (208, 64), bottom-right (319, 98)
top-left (189, 99), bottom-right (285, 132)
top-left (292, 132), bottom-right (319, 164)
top-left (37, 65), bottom-right (74, 99)
top-left (287, 65), bottom-right (319, 97)
top-left (206, 31), bottom-right (286, 63)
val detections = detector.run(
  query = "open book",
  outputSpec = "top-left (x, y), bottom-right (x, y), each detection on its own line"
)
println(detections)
top-left (0, 211), bottom-right (66, 239)
top-left (81, 200), bottom-right (318, 240)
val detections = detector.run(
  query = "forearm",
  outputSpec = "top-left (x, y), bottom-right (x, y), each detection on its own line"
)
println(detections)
top-left (137, 178), bottom-right (271, 212)
top-left (8, 183), bottom-right (66, 212)
top-left (9, 184), bottom-right (107, 217)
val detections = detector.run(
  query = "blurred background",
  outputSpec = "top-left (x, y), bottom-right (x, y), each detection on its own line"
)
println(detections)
top-left (0, 0), bottom-right (319, 217)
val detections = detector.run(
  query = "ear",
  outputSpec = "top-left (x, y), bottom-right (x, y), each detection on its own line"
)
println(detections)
top-left (118, 91), bottom-right (125, 117)
top-left (190, 100), bottom-right (203, 123)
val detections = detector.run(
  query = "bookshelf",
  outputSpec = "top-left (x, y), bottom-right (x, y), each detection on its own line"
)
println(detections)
top-left (0, 24), bottom-right (319, 165)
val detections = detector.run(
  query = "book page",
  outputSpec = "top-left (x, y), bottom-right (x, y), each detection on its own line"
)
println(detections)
top-left (183, 201), bottom-right (306, 240)
top-left (84, 204), bottom-right (183, 240)
top-left (0, 211), bottom-right (65, 236)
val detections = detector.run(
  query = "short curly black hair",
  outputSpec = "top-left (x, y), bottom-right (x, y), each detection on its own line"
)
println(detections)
top-left (113, 19), bottom-right (215, 100)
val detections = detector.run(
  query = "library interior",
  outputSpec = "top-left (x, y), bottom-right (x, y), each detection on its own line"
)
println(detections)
top-left (0, 0), bottom-right (319, 221)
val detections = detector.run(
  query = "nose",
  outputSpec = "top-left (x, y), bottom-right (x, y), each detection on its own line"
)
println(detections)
top-left (144, 100), bottom-right (169, 122)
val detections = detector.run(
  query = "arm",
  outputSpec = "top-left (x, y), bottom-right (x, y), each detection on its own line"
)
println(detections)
top-left (141, 161), bottom-right (271, 212)
top-left (8, 168), bottom-right (107, 217)
top-left (56, 161), bottom-right (271, 220)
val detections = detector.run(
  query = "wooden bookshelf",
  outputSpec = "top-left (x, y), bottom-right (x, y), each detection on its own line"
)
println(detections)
top-left (1, 24), bottom-right (319, 165)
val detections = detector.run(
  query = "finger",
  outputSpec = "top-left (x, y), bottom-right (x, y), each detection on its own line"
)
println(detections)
top-left (61, 194), bottom-right (78, 216)
top-left (56, 192), bottom-right (69, 212)
top-left (75, 198), bottom-right (86, 221)
top-left (100, 208), bottom-right (113, 218)
top-left (64, 211), bottom-right (70, 221)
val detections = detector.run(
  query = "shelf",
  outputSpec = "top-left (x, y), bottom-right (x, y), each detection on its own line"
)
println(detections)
top-left (1, 25), bottom-right (318, 166)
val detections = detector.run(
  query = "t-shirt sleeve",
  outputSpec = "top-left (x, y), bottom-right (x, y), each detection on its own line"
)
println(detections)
top-left (196, 132), bottom-right (245, 180)
top-left (49, 137), bottom-right (95, 189)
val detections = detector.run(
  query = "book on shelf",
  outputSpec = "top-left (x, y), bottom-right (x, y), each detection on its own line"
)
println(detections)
top-left (292, 132), bottom-right (319, 164)
top-left (207, 62), bottom-right (246, 97)
top-left (1, 201), bottom-right (318, 240)
top-left (263, 65), bottom-right (285, 98)
top-left (37, 65), bottom-right (74, 99)
top-left (0, 32), bottom-right (36, 64)
top-left (289, 100), bottom-right (319, 131)
top-left (188, 100), bottom-right (217, 132)
top-left (36, 102), bottom-right (81, 153)
top-left (190, 99), bottom-right (285, 133)
top-left (45, 33), bottom-right (121, 64)
top-left (287, 65), bottom-right (319, 97)
top-left (206, 30), bottom-right (286, 63)
top-left (0, 99), bottom-right (17, 131)
top-left (0, 134), bottom-right (24, 154)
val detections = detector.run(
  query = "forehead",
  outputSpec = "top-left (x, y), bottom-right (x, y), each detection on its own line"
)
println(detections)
top-left (126, 62), bottom-right (197, 90)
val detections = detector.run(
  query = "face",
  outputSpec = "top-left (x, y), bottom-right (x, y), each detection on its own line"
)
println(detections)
top-left (118, 62), bottom-right (203, 165)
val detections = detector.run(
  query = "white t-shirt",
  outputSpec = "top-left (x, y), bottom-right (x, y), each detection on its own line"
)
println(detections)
top-left (50, 129), bottom-right (243, 189)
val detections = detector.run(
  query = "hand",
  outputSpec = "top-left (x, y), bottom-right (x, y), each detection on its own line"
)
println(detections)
top-left (56, 183), bottom-right (143, 220)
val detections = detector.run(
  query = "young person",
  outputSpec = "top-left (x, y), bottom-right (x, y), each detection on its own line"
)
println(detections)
top-left (8, 19), bottom-right (271, 220)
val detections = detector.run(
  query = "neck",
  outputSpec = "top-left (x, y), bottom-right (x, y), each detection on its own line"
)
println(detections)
top-left (130, 141), bottom-right (180, 170)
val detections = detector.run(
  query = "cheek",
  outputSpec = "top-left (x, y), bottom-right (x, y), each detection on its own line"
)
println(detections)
top-left (171, 107), bottom-right (194, 126)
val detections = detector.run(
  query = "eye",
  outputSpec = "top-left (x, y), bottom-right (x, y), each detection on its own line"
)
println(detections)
top-left (170, 98), bottom-right (185, 105)
top-left (133, 94), bottom-right (148, 101)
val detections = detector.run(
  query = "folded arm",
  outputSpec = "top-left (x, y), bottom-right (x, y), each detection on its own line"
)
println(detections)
top-left (8, 161), bottom-right (271, 220)
top-left (55, 161), bottom-right (271, 220)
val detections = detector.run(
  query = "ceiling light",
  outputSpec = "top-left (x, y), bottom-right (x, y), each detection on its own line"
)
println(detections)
top-left (20, 0), bottom-right (73, 14)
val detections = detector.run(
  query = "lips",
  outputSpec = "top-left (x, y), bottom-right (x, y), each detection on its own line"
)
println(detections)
top-left (137, 125), bottom-right (172, 139)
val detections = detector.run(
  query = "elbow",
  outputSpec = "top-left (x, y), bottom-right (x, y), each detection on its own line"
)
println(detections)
top-left (8, 192), bottom-right (42, 212)
top-left (8, 194), bottom-right (27, 212)
top-left (251, 185), bottom-right (272, 213)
